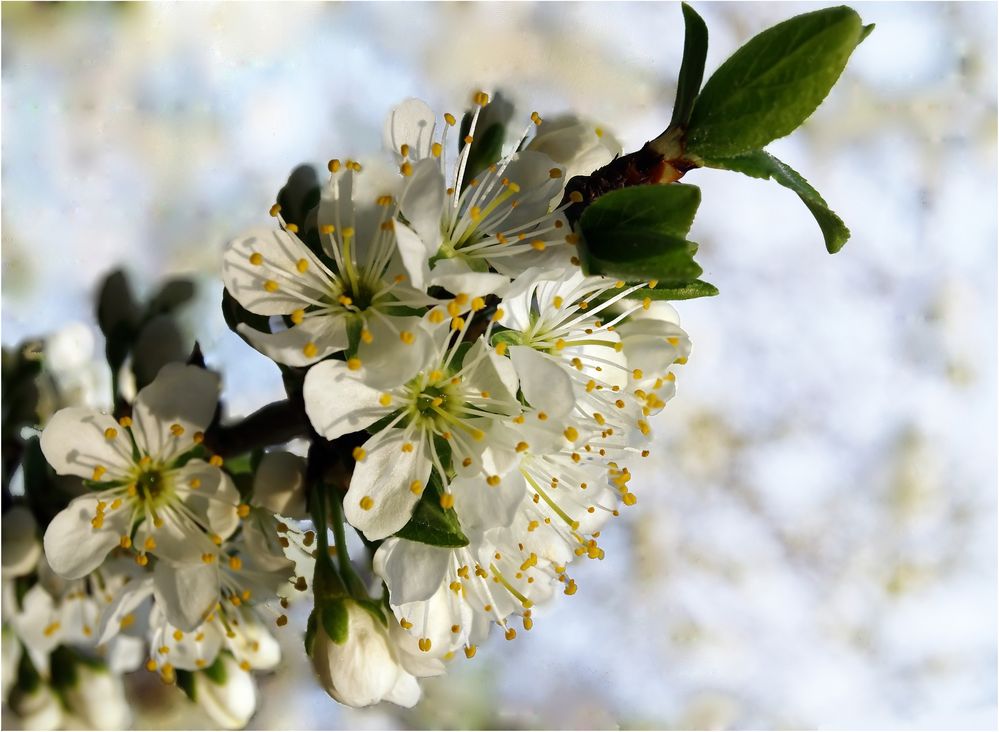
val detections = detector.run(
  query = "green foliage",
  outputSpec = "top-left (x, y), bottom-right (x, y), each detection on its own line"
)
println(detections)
top-left (578, 185), bottom-right (704, 284)
top-left (624, 279), bottom-right (719, 301)
top-left (201, 654), bottom-right (229, 685)
top-left (459, 91), bottom-right (513, 188)
top-left (669, 3), bottom-right (709, 129)
top-left (685, 6), bottom-right (871, 158)
top-left (702, 149), bottom-right (850, 253)
top-left (395, 475), bottom-right (469, 548)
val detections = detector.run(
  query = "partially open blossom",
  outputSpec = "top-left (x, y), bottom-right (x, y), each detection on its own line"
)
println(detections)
top-left (185, 653), bottom-right (258, 730)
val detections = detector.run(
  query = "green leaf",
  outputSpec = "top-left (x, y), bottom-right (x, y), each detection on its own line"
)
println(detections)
top-left (670, 3), bottom-right (709, 129)
top-left (321, 599), bottom-right (350, 645)
top-left (578, 185), bottom-right (704, 282)
top-left (686, 6), bottom-right (868, 158)
top-left (702, 149), bottom-right (850, 253)
top-left (625, 279), bottom-right (719, 301)
top-left (395, 477), bottom-right (469, 548)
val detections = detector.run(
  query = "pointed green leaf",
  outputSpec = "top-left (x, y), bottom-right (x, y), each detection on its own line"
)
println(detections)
top-left (670, 3), bottom-right (709, 129)
top-left (686, 6), bottom-right (869, 158)
top-left (702, 149), bottom-right (850, 253)
top-left (578, 184), bottom-right (704, 282)
top-left (395, 476), bottom-right (468, 548)
top-left (625, 279), bottom-right (719, 301)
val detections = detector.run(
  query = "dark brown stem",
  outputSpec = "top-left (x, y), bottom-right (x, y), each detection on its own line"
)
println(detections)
top-left (204, 398), bottom-right (310, 457)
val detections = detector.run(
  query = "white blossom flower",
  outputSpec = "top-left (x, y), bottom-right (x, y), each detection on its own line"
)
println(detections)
top-left (7, 681), bottom-right (63, 730)
top-left (526, 114), bottom-right (622, 185)
top-left (40, 364), bottom-right (242, 630)
top-left (386, 95), bottom-right (577, 294)
top-left (251, 451), bottom-right (308, 520)
top-left (310, 599), bottom-right (421, 708)
top-left (304, 296), bottom-right (522, 540)
top-left (222, 163), bottom-right (436, 384)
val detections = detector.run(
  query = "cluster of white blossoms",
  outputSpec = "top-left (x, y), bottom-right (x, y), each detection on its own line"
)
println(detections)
top-left (219, 93), bottom-right (691, 707)
top-left (17, 92), bottom-right (690, 723)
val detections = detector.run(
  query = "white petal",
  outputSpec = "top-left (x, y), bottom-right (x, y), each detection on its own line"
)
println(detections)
top-left (399, 159), bottom-right (446, 246)
top-left (2, 507), bottom-right (41, 577)
top-left (132, 364), bottom-right (219, 462)
top-left (143, 508), bottom-right (216, 565)
top-left (384, 98), bottom-right (436, 161)
top-left (450, 474), bottom-right (522, 535)
top-left (374, 539), bottom-right (450, 605)
top-left (509, 346), bottom-right (574, 420)
top-left (43, 496), bottom-right (127, 580)
top-left (195, 655), bottom-right (257, 729)
top-left (40, 408), bottom-right (134, 480)
top-left (303, 360), bottom-right (388, 440)
top-left (222, 227), bottom-right (333, 316)
top-left (356, 315), bottom-right (433, 389)
top-left (428, 260), bottom-right (510, 297)
top-left (174, 461), bottom-right (240, 540)
top-left (153, 561), bottom-right (220, 632)
top-left (394, 221), bottom-right (434, 291)
top-left (383, 671), bottom-right (421, 708)
top-left (236, 315), bottom-right (348, 367)
top-left (344, 432), bottom-right (430, 541)
top-left (252, 451), bottom-right (308, 519)
top-left (97, 577), bottom-right (155, 645)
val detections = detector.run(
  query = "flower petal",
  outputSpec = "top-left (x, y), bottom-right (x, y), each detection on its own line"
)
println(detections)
top-left (236, 315), bottom-right (348, 367)
top-left (344, 432), bottom-right (430, 541)
top-left (40, 408), bottom-right (134, 480)
top-left (356, 315), bottom-right (433, 390)
top-left (384, 98), bottom-right (436, 162)
top-left (222, 227), bottom-right (333, 316)
top-left (251, 451), bottom-right (308, 519)
top-left (173, 461), bottom-right (241, 541)
top-left (43, 496), bottom-right (128, 580)
top-left (132, 364), bottom-right (220, 462)
top-left (2, 506), bottom-right (41, 578)
top-left (97, 576), bottom-right (155, 645)
top-left (394, 221), bottom-right (434, 292)
top-left (383, 671), bottom-right (421, 708)
top-left (374, 538), bottom-right (450, 606)
top-left (399, 158), bottom-right (446, 247)
top-left (303, 360), bottom-right (388, 441)
top-left (153, 560), bottom-right (220, 632)
top-left (428, 259), bottom-right (510, 297)
top-left (509, 346), bottom-right (574, 420)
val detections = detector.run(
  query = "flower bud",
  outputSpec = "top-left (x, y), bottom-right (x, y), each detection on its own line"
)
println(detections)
top-left (308, 599), bottom-right (420, 708)
top-left (8, 683), bottom-right (63, 731)
top-left (1, 507), bottom-right (42, 578)
top-left (60, 662), bottom-right (131, 730)
top-left (526, 115), bottom-right (622, 183)
top-left (183, 654), bottom-right (257, 730)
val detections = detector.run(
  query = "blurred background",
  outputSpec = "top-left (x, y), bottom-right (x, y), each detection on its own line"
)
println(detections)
top-left (2, 1), bottom-right (996, 729)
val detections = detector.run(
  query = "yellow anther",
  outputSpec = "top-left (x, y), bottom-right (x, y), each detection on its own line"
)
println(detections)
top-left (569, 191), bottom-right (584, 203)
top-left (464, 645), bottom-right (477, 658)
top-left (237, 504), bottom-right (250, 518)
top-left (451, 316), bottom-right (465, 330)
top-left (523, 616), bottom-right (534, 630)
top-left (285, 223), bottom-right (299, 234)
top-left (507, 181), bottom-right (521, 193)
top-left (564, 426), bottom-right (579, 441)
top-left (143, 536), bottom-right (156, 551)
top-left (146, 659), bottom-right (158, 672)
top-left (193, 431), bottom-right (204, 444)
top-left (531, 240), bottom-right (546, 251)
top-left (440, 493), bottom-right (455, 509)
top-left (401, 442), bottom-right (414, 453)
top-left (505, 627), bottom-right (517, 640)
top-left (328, 159), bottom-right (341, 172)
top-left (240, 660), bottom-right (252, 672)
top-left (347, 358), bottom-right (362, 370)
top-left (320, 224), bottom-right (335, 234)
top-left (444, 112), bottom-right (457, 126)
top-left (126, 484), bottom-right (138, 497)
top-left (269, 203), bottom-right (281, 217)
top-left (400, 161), bottom-right (413, 176)
top-left (463, 134), bottom-right (474, 145)
top-left (537, 411), bottom-right (548, 421)
top-left (228, 555), bottom-right (242, 571)
top-left (302, 342), bottom-right (318, 359)
top-left (495, 342), bottom-right (507, 356)
top-left (564, 579), bottom-right (578, 595)
top-left (352, 447), bottom-right (366, 462)
top-left (359, 496), bottom-right (374, 511)
top-left (515, 441), bottom-right (529, 453)
top-left (276, 614), bottom-right (288, 627)
top-left (103, 427), bottom-right (119, 440)
top-left (637, 419), bottom-right (650, 436)
top-left (531, 111), bottom-right (542, 126)
top-left (338, 295), bottom-right (353, 307)
top-left (400, 618), bottom-right (413, 630)
top-left (400, 143), bottom-right (410, 157)
top-left (449, 581), bottom-right (462, 593)
top-left (210, 455), bottom-right (224, 467)
top-left (527, 520), bottom-right (539, 532)
top-left (400, 330), bottom-right (415, 344)
top-left (418, 638), bottom-right (432, 652)
top-left (202, 553), bottom-right (215, 564)
top-left (118, 416), bottom-right (132, 428)
top-left (486, 475), bottom-right (501, 487)
top-left (264, 280), bottom-right (279, 293)
top-left (431, 142), bottom-right (442, 157)
top-left (91, 465), bottom-right (106, 481)
top-left (473, 90), bottom-right (490, 106)
top-left (623, 492), bottom-right (638, 506)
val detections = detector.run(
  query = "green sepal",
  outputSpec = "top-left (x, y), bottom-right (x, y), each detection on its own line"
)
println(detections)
top-left (304, 610), bottom-right (318, 656)
top-left (669, 3), bottom-right (709, 130)
top-left (395, 474), bottom-right (469, 548)
top-left (623, 279), bottom-right (719, 301)
top-left (578, 185), bottom-right (704, 282)
top-left (700, 149), bottom-right (850, 253)
top-left (321, 599), bottom-right (350, 645)
top-left (221, 448), bottom-right (263, 501)
top-left (95, 270), bottom-right (139, 375)
top-left (354, 598), bottom-right (389, 628)
top-left (175, 669), bottom-right (196, 700)
top-left (201, 654), bottom-right (228, 685)
top-left (686, 6), bottom-right (869, 158)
